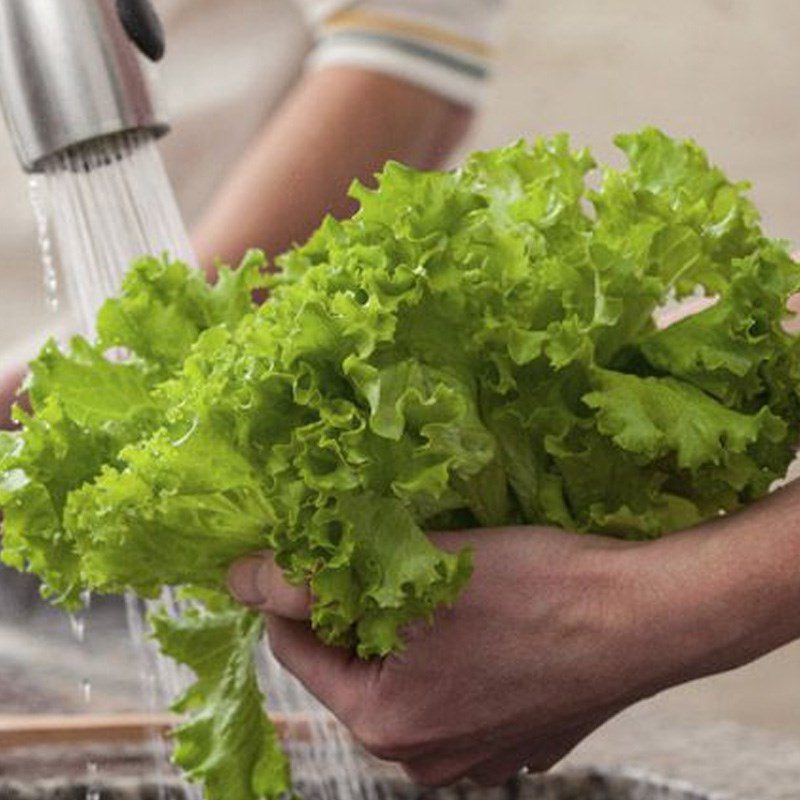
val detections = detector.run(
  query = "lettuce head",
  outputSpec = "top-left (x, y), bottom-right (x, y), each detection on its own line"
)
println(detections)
top-left (2, 128), bottom-right (799, 799)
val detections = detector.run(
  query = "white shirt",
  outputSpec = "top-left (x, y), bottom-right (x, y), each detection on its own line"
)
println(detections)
top-left (298, 0), bottom-right (504, 106)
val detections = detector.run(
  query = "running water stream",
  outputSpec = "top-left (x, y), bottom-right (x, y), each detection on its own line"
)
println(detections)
top-left (29, 129), bottom-right (198, 800)
top-left (34, 130), bottom-right (194, 324)
top-left (28, 129), bottom-right (380, 800)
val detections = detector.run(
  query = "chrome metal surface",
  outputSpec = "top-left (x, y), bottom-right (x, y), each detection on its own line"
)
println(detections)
top-left (0, 0), bottom-right (168, 171)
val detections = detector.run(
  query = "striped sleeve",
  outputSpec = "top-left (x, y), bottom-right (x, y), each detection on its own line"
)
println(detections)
top-left (293, 1), bottom-right (506, 107)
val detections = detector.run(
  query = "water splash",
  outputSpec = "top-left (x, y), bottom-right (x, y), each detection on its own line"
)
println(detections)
top-left (125, 593), bottom-right (172, 800)
top-left (68, 590), bottom-right (92, 643)
top-left (260, 641), bottom-right (383, 800)
top-left (36, 129), bottom-right (197, 800)
top-left (40, 130), bottom-right (194, 336)
top-left (64, 589), bottom-right (95, 800)
top-left (68, 612), bottom-right (86, 644)
top-left (86, 760), bottom-right (100, 800)
top-left (28, 175), bottom-right (59, 312)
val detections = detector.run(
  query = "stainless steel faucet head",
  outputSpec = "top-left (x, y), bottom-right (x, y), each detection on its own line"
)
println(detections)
top-left (0, 0), bottom-right (168, 172)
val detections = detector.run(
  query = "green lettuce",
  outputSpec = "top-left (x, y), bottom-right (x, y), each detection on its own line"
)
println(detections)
top-left (2, 128), bottom-right (800, 799)
top-left (150, 590), bottom-right (289, 798)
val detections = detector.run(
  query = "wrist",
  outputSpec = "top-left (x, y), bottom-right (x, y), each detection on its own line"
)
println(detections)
top-left (615, 488), bottom-right (800, 696)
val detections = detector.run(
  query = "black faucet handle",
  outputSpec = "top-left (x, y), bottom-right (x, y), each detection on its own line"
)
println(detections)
top-left (116, 0), bottom-right (165, 62)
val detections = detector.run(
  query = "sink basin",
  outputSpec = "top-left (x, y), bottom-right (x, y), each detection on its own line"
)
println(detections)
top-left (0, 769), bottom-right (710, 800)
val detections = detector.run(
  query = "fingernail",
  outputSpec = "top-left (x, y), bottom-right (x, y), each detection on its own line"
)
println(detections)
top-left (228, 557), bottom-right (268, 606)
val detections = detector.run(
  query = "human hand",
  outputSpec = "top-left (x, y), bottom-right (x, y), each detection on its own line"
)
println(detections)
top-left (228, 527), bottom-right (704, 786)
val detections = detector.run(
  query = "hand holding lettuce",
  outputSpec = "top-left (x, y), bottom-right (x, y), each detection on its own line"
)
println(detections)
top-left (1, 129), bottom-right (799, 800)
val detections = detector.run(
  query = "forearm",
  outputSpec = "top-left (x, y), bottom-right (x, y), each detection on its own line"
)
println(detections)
top-left (630, 479), bottom-right (800, 693)
top-left (192, 66), bottom-right (472, 271)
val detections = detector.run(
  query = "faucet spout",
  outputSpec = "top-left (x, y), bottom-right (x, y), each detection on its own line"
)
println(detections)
top-left (0, 0), bottom-right (168, 172)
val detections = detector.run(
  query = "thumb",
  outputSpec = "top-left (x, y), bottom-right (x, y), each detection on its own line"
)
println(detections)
top-left (228, 553), bottom-right (312, 620)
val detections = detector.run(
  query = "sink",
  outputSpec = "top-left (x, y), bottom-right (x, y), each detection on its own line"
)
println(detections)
top-left (0, 769), bottom-right (710, 800)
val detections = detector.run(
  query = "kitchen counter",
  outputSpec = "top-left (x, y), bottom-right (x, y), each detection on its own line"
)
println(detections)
top-left (567, 704), bottom-right (800, 800)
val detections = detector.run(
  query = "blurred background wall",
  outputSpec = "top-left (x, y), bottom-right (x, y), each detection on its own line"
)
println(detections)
top-left (474, 0), bottom-right (799, 242)
top-left (0, 0), bottom-right (799, 736)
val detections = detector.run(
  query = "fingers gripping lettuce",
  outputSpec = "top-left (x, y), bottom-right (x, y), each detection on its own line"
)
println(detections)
top-left (2, 129), bottom-right (799, 799)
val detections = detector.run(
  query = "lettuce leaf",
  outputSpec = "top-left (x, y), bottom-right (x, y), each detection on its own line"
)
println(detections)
top-left (2, 128), bottom-right (800, 800)
top-left (150, 592), bottom-right (289, 800)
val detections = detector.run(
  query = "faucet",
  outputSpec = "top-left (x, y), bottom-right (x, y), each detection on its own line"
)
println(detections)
top-left (0, 0), bottom-right (167, 173)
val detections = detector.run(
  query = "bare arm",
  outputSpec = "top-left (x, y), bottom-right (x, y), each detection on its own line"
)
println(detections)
top-left (228, 479), bottom-right (800, 786)
top-left (638, 475), bottom-right (800, 684)
top-left (192, 66), bottom-right (472, 270)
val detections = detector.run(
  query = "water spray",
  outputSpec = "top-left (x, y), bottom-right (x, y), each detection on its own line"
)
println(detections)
top-left (0, 6), bottom-right (195, 797)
